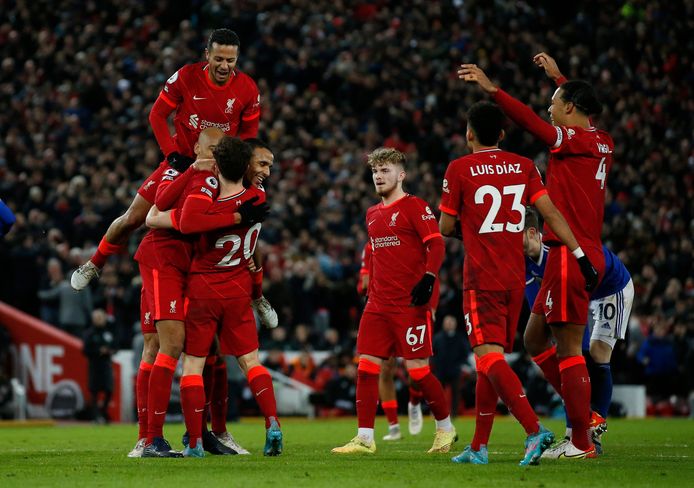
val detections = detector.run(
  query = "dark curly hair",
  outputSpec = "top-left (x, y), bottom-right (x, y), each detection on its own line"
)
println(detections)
top-left (213, 137), bottom-right (252, 182)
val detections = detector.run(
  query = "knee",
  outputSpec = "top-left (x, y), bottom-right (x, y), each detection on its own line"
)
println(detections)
top-left (589, 341), bottom-right (612, 363)
top-left (237, 351), bottom-right (260, 375)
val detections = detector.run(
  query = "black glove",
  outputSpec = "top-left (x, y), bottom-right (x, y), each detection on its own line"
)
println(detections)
top-left (238, 196), bottom-right (270, 225)
top-left (410, 273), bottom-right (436, 306)
top-left (578, 255), bottom-right (599, 292)
top-left (166, 152), bottom-right (195, 172)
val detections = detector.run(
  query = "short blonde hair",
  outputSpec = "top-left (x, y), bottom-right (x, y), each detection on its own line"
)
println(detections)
top-left (367, 147), bottom-right (407, 169)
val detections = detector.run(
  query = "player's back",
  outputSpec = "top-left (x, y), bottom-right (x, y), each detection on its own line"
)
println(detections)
top-left (441, 148), bottom-right (546, 291)
top-left (187, 186), bottom-right (265, 299)
top-left (161, 62), bottom-right (260, 156)
top-left (544, 126), bottom-right (614, 249)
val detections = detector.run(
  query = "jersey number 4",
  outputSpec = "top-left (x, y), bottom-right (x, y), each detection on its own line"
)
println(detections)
top-left (215, 223), bottom-right (262, 267)
top-left (595, 157), bottom-right (607, 190)
top-left (474, 184), bottom-right (526, 234)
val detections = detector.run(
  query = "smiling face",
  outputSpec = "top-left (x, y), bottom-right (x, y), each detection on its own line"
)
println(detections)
top-left (246, 147), bottom-right (274, 188)
top-left (205, 43), bottom-right (238, 85)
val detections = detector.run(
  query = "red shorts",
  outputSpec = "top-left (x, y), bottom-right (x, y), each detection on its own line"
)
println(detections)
top-left (137, 160), bottom-right (168, 204)
top-left (139, 262), bottom-right (187, 323)
top-left (139, 287), bottom-right (157, 335)
top-left (531, 245), bottom-right (605, 325)
top-left (184, 296), bottom-right (258, 358)
top-left (463, 288), bottom-right (524, 353)
top-left (357, 307), bottom-right (433, 359)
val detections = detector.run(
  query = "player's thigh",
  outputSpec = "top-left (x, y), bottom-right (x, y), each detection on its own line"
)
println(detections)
top-left (184, 299), bottom-right (220, 358)
top-left (150, 266), bottom-right (187, 323)
top-left (137, 160), bottom-right (169, 204)
top-left (463, 289), bottom-right (511, 352)
top-left (138, 264), bottom-right (157, 335)
top-left (395, 308), bottom-right (433, 360)
top-left (590, 279), bottom-right (634, 349)
top-left (524, 312), bottom-right (551, 356)
top-left (537, 246), bottom-right (594, 325)
top-left (357, 311), bottom-right (396, 359)
top-left (218, 297), bottom-right (258, 358)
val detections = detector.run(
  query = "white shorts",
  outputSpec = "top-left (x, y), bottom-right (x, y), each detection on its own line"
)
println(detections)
top-left (588, 279), bottom-right (634, 348)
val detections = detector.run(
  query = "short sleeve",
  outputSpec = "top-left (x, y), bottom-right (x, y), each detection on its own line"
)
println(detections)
top-left (550, 126), bottom-right (594, 156)
top-left (241, 80), bottom-right (261, 122)
top-left (410, 198), bottom-right (442, 243)
top-left (439, 162), bottom-right (461, 216)
top-left (188, 171), bottom-right (219, 201)
top-left (526, 163), bottom-right (547, 204)
top-left (161, 68), bottom-right (184, 107)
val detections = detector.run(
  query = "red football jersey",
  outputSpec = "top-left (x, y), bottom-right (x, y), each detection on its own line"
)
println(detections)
top-left (134, 169), bottom-right (219, 272)
top-left (439, 148), bottom-right (546, 291)
top-left (186, 186), bottom-right (266, 299)
top-left (543, 125), bottom-right (613, 249)
top-left (160, 62), bottom-right (260, 157)
top-left (364, 194), bottom-right (441, 313)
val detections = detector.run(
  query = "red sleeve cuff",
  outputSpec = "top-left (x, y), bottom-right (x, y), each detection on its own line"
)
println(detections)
top-left (242, 111), bottom-right (260, 121)
top-left (159, 92), bottom-right (177, 108)
top-left (170, 209), bottom-right (180, 231)
top-left (555, 76), bottom-right (568, 86)
top-left (422, 232), bottom-right (443, 243)
top-left (438, 204), bottom-right (457, 216)
top-left (529, 189), bottom-right (548, 204)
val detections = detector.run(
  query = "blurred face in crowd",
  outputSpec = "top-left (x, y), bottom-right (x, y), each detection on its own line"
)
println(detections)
top-left (523, 226), bottom-right (542, 258)
top-left (205, 43), bottom-right (238, 85)
top-left (247, 147), bottom-right (274, 187)
top-left (371, 162), bottom-right (405, 198)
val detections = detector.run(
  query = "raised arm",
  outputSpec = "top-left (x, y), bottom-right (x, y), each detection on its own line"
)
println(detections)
top-left (458, 64), bottom-right (559, 147)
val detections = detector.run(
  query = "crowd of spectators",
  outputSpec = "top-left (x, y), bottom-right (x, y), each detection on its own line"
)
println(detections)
top-left (0, 0), bottom-right (692, 413)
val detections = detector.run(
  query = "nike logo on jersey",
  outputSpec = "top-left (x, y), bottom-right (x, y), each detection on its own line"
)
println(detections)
top-left (368, 219), bottom-right (376, 226)
top-left (154, 410), bottom-right (166, 415)
top-left (411, 345), bottom-right (424, 352)
top-left (193, 95), bottom-right (207, 100)
top-left (256, 388), bottom-right (269, 397)
top-left (194, 408), bottom-right (205, 413)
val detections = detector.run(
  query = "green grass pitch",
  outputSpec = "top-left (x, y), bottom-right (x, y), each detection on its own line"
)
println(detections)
top-left (1, 417), bottom-right (693, 487)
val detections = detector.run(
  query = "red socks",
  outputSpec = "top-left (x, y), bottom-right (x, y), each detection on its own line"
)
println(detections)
top-left (180, 374), bottom-right (204, 448)
top-left (408, 386), bottom-right (423, 406)
top-left (382, 400), bottom-right (399, 426)
top-left (91, 237), bottom-right (124, 269)
top-left (211, 362), bottom-right (229, 433)
top-left (356, 358), bottom-right (381, 429)
top-left (146, 352), bottom-right (178, 443)
top-left (471, 359), bottom-right (497, 450)
top-left (250, 267), bottom-right (263, 300)
top-left (560, 356), bottom-right (593, 451)
top-left (532, 346), bottom-right (563, 395)
top-left (136, 361), bottom-right (153, 440)
top-left (408, 366), bottom-right (449, 421)
top-left (247, 365), bottom-right (278, 428)
top-left (478, 353), bottom-right (539, 435)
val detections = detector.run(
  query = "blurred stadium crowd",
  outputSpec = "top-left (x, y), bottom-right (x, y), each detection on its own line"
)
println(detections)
top-left (0, 0), bottom-right (692, 413)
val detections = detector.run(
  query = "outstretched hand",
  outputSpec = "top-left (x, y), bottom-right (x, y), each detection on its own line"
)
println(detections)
top-left (533, 52), bottom-right (563, 81)
top-left (457, 64), bottom-right (498, 94)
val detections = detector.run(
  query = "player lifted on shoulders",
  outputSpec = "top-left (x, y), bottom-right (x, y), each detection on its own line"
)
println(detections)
top-left (460, 52), bottom-right (613, 459)
top-left (71, 29), bottom-right (260, 290)
top-left (332, 148), bottom-right (456, 455)
top-left (147, 137), bottom-right (282, 457)
top-left (440, 101), bottom-right (597, 466)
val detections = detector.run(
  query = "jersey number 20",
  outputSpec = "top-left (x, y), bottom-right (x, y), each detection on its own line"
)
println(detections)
top-left (215, 223), bottom-right (262, 267)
